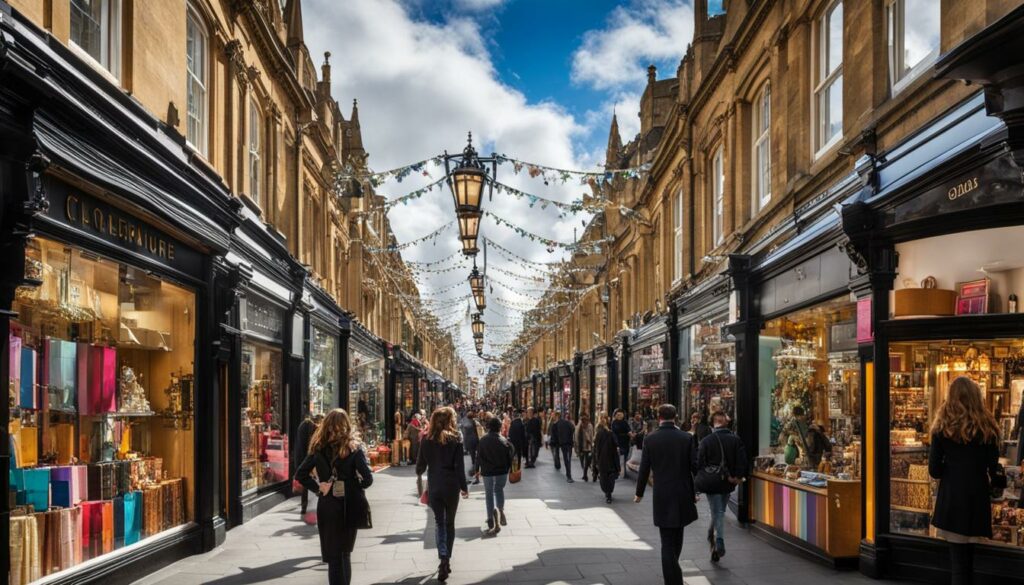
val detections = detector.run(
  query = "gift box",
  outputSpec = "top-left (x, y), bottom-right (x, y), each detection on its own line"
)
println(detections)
top-left (87, 463), bottom-right (116, 501)
top-left (78, 345), bottom-right (116, 415)
top-left (80, 501), bottom-right (105, 560)
top-left (20, 346), bottom-right (38, 409)
top-left (23, 467), bottom-right (50, 512)
top-left (50, 424), bottom-right (75, 465)
top-left (47, 340), bottom-right (77, 412)
top-left (9, 334), bottom-right (22, 404)
top-left (123, 491), bottom-right (142, 545)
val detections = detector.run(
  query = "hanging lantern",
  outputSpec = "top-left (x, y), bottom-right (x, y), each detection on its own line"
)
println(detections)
top-left (444, 132), bottom-right (495, 257)
top-left (468, 265), bottom-right (486, 311)
top-left (472, 314), bottom-right (485, 338)
top-left (458, 213), bottom-right (480, 256)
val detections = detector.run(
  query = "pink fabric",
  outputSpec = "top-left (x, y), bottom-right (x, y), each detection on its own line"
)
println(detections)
top-left (80, 346), bottom-right (116, 414)
top-left (9, 334), bottom-right (21, 391)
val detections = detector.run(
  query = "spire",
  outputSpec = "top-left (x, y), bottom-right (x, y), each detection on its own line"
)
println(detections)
top-left (350, 99), bottom-right (360, 125)
top-left (606, 110), bottom-right (623, 167)
top-left (321, 51), bottom-right (331, 84)
top-left (284, 0), bottom-right (304, 45)
top-left (647, 64), bottom-right (657, 85)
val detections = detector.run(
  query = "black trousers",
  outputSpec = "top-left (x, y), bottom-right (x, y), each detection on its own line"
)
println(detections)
top-left (578, 451), bottom-right (592, 479)
top-left (599, 471), bottom-right (616, 497)
top-left (327, 554), bottom-right (351, 585)
top-left (428, 491), bottom-right (460, 560)
top-left (556, 446), bottom-right (573, 478)
top-left (528, 436), bottom-right (540, 464)
top-left (300, 488), bottom-right (309, 512)
top-left (658, 527), bottom-right (685, 585)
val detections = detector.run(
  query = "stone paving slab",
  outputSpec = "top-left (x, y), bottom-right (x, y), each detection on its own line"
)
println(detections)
top-left (134, 447), bottom-right (911, 585)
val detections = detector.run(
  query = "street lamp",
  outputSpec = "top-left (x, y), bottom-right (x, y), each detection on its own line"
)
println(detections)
top-left (468, 265), bottom-right (486, 311)
top-left (444, 133), bottom-right (496, 257)
top-left (472, 314), bottom-right (485, 338)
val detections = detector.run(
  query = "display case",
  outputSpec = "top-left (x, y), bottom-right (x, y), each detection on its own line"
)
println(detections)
top-left (686, 317), bottom-right (736, 422)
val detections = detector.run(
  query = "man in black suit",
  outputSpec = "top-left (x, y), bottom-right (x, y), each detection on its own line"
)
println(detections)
top-left (524, 407), bottom-right (542, 468)
top-left (634, 404), bottom-right (698, 585)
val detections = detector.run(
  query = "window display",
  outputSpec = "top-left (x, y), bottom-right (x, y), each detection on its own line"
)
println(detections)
top-left (630, 343), bottom-right (667, 421)
top-left (594, 360), bottom-right (608, 419)
top-left (889, 338), bottom-right (1024, 546)
top-left (579, 364), bottom-right (591, 421)
top-left (309, 326), bottom-right (338, 416)
top-left (756, 297), bottom-right (861, 479)
top-left (348, 347), bottom-right (384, 446)
top-left (240, 341), bottom-right (286, 494)
top-left (418, 378), bottom-right (431, 413)
top-left (561, 376), bottom-right (573, 418)
top-left (686, 318), bottom-right (736, 423)
top-left (8, 237), bottom-right (194, 582)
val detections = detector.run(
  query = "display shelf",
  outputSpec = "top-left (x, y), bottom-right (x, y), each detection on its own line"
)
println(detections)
top-left (892, 504), bottom-right (931, 514)
top-left (891, 477), bottom-right (930, 485)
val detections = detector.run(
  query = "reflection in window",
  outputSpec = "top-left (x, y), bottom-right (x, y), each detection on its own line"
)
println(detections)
top-left (814, 1), bottom-right (843, 154)
top-left (887, 0), bottom-right (941, 90)
top-left (70, 0), bottom-right (121, 78)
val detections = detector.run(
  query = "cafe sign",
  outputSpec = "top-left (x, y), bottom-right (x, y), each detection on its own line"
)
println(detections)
top-left (884, 152), bottom-right (1024, 227)
top-left (43, 176), bottom-right (202, 275)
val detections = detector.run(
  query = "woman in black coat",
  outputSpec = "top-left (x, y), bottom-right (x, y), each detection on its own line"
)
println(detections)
top-left (610, 409), bottom-right (631, 479)
top-left (416, 406), bottom-right (469, 582)
top-left (295, 409), bottom-right (373, 585)
top-left (928, 376), bottom-right (1002, 585)
top-left (593, 414), bottom-right (620, 503)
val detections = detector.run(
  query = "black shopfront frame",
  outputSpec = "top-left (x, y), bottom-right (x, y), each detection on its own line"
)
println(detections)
top-left (840, 84), bottom-right (1024, 580)
top-left (672, 273), bottom-right (732, 421)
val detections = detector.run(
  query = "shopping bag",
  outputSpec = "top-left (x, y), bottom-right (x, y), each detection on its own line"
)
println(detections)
top-left (418, 479), bottom-right (429, 505)
top-left (509, 460), bottom-right (522, 484)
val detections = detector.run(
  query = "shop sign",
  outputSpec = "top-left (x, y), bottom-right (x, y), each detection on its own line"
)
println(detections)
top-left (44, 176), bottom-right (203, 276)
top-left (242, 295), bottom-right (285, 341)
top-left (885, 153), bottom-right (1024, 227)
top-left (857, 297), bottom-right (874, 343)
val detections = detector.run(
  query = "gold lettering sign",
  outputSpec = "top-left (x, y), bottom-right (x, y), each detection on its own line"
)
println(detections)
top-left (64, 194), bottom-right (177, 261)
top-left (947, 177), bottom-right (979, 201)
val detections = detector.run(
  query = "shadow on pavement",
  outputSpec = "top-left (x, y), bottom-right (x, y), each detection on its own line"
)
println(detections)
top-left (198, 557), bottom-right (323, 585)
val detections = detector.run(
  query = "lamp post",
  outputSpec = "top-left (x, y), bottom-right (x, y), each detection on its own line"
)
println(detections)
top-left (444, 133), bottom-right (496, 257)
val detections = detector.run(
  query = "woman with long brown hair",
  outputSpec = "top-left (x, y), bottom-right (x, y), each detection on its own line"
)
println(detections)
top-left (929, 376), bottom-right (1002, 585)
top-left (415, 406), bottom-right (468, 582)
top-left (295, 409), bottom-right (373, 585)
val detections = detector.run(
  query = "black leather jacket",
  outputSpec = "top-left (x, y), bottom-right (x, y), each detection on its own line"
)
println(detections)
top-left (476, 431), bottom-right (514, 476)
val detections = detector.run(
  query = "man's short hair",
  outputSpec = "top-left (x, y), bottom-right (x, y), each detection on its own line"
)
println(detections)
top-left (487, 417), bottom-right (502, 433)
top-left (711, 411), bottom-right (728, 425)
top-left (657, 404), bottom-right (677, 421)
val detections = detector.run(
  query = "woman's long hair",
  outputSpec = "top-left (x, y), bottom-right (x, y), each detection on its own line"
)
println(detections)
top-left (930, 376), bottom-right (1000, 444)
top-left (309, 408), bottom-right (362, 456)
top-left (427, 406), bottom-right (460, 445)
top-left (579, 414), bottom-right (592, 428)
top-left (596, 414), bottom-right (610, 431)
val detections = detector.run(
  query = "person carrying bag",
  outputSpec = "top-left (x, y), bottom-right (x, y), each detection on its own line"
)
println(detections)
top-left (695, 411), bottom-right (748, 564)
top-left (294, 409), bottom-right (374, 585)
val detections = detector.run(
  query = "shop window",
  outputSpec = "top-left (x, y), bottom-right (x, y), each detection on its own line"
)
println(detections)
top-left (887, 0), bottom-right (940, 92)
top-left (240, 341), bottom-right (286, 494)
top-left (630, 343), bottom-right (667, 421)
top-left (889, 338), bottom-right (1024, 545)
top-left (752, 83), bottom-right (771, 213)
top-left (9, 237), bottom-right (194, 579)
top-left (594, 360), bottom-right (609, 419)
top-left (814, 0), bottom-right (843, 156)
top-left (348, 347), bottom-right (385, 446)
top-left (579, 365), bottom-right (592, 421)
top-left (185, 5), bottom-right (208, 157)
top-left (711, 147), bottom-right (724, 247)
top-left (686, 318), bottom-right (736, 424)
top-left (248, 99), bottom-right (263, 207)
top-left (755, 296), bottom-right (861, 477)
top-left (70, 0), bottom-right (121, 80)
top-left (309, 326), bottom-right (337, 416)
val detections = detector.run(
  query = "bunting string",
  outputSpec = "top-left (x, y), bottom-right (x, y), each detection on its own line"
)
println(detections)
top-left (365, 221), bottom-right (454, 253)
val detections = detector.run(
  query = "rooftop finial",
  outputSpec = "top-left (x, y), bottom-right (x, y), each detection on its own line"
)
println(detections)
top-left (467, 131), bottom-right (473, 146)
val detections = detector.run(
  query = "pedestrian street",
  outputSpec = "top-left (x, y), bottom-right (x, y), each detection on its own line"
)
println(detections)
top-left (134, 447), bottom-right (909, 585)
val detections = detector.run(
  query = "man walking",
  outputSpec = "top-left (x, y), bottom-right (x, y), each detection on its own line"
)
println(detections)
top-left (508, 410), bottom-right (527, 470)
top-left (524, 407), bottom-right (542, 468)
top-left (697, 411), bottom-right (748, 562)
top-left (550, 411), bottom-right (576, 483)
top-left (634, 404), bottom-right (698, 585)
top-left (476, 416), bottom-right (514, 534)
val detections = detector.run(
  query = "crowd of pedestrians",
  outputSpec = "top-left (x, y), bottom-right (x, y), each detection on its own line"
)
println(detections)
top-left (289, 376), bottom-right (1004, 585)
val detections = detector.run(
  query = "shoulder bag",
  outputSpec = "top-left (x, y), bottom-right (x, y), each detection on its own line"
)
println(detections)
top-left (694, 433), bottom-right (732, 494)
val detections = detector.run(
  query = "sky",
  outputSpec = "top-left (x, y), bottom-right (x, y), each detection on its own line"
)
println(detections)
top-left (303, 0), bottom-right (695, 378)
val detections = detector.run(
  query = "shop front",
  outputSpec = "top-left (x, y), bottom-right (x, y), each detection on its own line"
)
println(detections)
top-left (550, 363), bottom-right (574, 418)
top-left (305, 285), bottom-right (342, 417)
top-left (342, 319), bottom-right (386, 448)
top-left (519, 378), bottom-right (534, 410)
top-left (579, 353), bottom-right (592, 421)
top-left (674, 275), bottom-right (736, 426)
top-left (592, 346), bottom-right (617, 421)
top-left (839, 27), bottom-right (1024, 579)
top-left (627, 317), bottom-right (672, 422)
top-left (389, 349), bottom-right (421, 430)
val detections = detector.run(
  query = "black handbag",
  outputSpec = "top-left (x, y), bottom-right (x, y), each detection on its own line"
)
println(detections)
top-left (694, 433), bottom-right (732, 494)
top-left (991, 462), bottom-right (1009, 499)
top-left (356, 492), bottom-right (373, 529)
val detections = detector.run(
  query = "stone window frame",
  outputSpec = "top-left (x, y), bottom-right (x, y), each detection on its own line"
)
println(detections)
top-left (69, 0), bottom-right (122, 82)
top-left (185, 3), bottom-right (209, 157)
top-left (752, 81), bottom-right (771, 215)
top-left (812, 0), bottom-right (844, 159)
top-left (248, 97), bottom-right (264, 208)
top-left (886, 0), bottom-right (941, 94)
top-left (711, 145), bottom-right (725, 248)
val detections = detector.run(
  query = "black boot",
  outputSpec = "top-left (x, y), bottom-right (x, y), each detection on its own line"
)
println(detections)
top-left (499, 508), bottom-right (507, 526)
top-left (438, 558), bottom-right (451, 582)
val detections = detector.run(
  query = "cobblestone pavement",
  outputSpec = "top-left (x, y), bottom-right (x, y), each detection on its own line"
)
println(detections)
top-left (135, 447), bottom-right (908, 585)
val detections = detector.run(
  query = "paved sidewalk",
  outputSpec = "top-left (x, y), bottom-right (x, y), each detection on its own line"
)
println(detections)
top-left (135, 447), bottom-right (907, 585)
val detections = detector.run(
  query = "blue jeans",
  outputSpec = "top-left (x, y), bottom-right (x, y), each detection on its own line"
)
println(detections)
top-left (428, 492), bottom-right (460, 559)
top-left (706, 492), bottom-right (728, 546)
top-left (483, 474), bottom-right (507, 523)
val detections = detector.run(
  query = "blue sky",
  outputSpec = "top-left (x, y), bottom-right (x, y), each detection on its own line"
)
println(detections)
top-left (303, 0), bottom-right (696, 375)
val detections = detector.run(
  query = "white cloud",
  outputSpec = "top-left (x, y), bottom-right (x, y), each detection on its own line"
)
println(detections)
top-left (305, 0), bottom-right (597, 376)
top-left (453, 0), bottom-right (507, 10)
top-left (571, 0), bottom-right (694, 91)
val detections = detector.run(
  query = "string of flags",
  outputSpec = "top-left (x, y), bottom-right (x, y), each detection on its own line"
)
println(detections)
top-left (365, 221), bottom-right (454, 253)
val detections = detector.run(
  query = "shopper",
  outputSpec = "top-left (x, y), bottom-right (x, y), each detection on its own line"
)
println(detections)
top-left (929, 376), bottom-right (1003, 585)
top-left (508, 410), bottom-right (527, 470)
top-left (294, 409), bottom-right (373, 585)
top-left (405, 413), bottom-right (423, 467)
top-left (476, 416), bottom-right (514, 534)
top-left (593, 414), bottom-right (619, 503)
top-left (500, 412), bottom-right (511, 438)
top-left (575, 414), bottom-right (595, 482)
top-left (525, 407), bottom-right (542, 468)
top-left (292, 410), bottom-right (322, 514)
top-left (416, 407), bottom-right (469, 582)
top-left (634, 404), bottom-right (698, 585)
top-left (611, 410), bottom-right (631, 479)
top-left (689, 411), bottom-right (711, 443)
top-left (549, 411), bottom-right (576, 482)
top-left (461, 412), bottom-right (480, 476)
top-left (696, 411), bottom-right (748, 563)
top-left (805, 422), bottom-right (833, 469)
